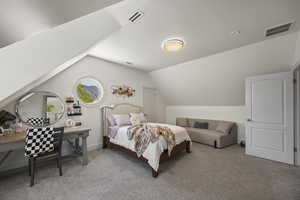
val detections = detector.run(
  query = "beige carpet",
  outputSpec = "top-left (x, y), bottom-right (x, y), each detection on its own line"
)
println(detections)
top-left (0, 143), bottom-right (300, 200)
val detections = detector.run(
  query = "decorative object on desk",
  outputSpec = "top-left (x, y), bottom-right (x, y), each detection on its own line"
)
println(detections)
top-left (66, 100), bottom-right (82, 116)
top-left (111, 85), bottom-right (136, 98)
top-left (3, 128), bottom-right (13, 135)
top-left (73, 77), bottom-right (104, 106)
top-left (75, 121), bottom-right (82, 127)
top-left (0, 127), bottom-right (4, 136)
top-left (0, 110), bottom-right (16, 128)
top-left (15, 120), bottom-right (23, 133)
top-left (16, 91), bottom-right (65, 127)
top-left (65, 96), bottom-right (74, 103)
top-left (65, 119), bottom-right (76, 127)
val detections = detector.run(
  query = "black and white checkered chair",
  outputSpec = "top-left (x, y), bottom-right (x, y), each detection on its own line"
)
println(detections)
top-left (25, 127), bottom-right (64, 186)
top-left (26, 117), bottom-right (50, 127)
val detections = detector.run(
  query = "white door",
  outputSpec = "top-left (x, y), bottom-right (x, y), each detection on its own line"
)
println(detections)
top-left (245, 72), bottom-right (294, 164)
top-left (143, 87), bottom-right (157, 122)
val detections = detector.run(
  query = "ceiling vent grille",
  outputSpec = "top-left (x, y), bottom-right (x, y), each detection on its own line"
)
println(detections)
top-left (265, 22), bottom-right (293, 37)
top-left (129, 11), bottom-right (144, 23)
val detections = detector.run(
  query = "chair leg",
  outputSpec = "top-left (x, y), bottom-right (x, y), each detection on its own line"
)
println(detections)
top-left (30, 158), bottom-right (35, 187)
top-left (28, 158), bottom-right (31, 176)
top-left (56, 158), bottom-right (59, 168)
top-left (58, 157), bottom-right (62, 176)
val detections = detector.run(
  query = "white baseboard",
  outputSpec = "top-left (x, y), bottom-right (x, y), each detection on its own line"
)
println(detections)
top-left (88, 143), bottom-right (102, 151)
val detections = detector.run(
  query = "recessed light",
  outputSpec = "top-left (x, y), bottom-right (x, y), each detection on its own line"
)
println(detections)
top-left (162, 38), bottom-right (185, 52)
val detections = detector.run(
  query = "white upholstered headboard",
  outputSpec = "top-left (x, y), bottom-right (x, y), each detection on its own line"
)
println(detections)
top-left (101, 104), bottom-right (143, 136)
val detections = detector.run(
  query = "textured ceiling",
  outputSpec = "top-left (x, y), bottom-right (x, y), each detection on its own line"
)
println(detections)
top-left (0, 0), bottom-right (122, 48)
top-left (89, 0), bottom-right (300, 71)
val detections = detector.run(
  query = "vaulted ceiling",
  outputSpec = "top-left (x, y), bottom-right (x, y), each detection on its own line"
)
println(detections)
top-left (89, 0), bottom-right (300, 71)
top-left (0, 0), bottom-right (122, 48)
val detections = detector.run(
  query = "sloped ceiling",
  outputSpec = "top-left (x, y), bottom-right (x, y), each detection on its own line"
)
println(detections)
top-left (89, 0), bottom-right (300, 71)
top-left (0, 0), bottom-right (122, 48)
top-left (150, 32), bottom-right (297, 106)
top-left (0, 0), bottom-right (131, 108)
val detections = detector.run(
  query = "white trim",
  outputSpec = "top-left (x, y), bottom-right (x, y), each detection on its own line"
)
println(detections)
top-left (293, 65), bottom-right (300, 166)
top-left (87, 144), bottom-right (102, 152)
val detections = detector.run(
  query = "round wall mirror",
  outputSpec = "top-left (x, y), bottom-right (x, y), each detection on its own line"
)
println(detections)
top-left (73, 77), bottom-right (104, 106)
top-left (16, 91), bottom-right (65, 127)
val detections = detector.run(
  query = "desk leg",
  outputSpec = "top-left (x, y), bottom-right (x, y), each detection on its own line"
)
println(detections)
top-left (75, 137), bottom-right (80, 153)
top-left (82, 134), bottom-right (88, 165)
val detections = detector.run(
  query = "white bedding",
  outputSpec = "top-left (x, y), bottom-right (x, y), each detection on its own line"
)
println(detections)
top-left (109, 123), bottom-right (191, 171)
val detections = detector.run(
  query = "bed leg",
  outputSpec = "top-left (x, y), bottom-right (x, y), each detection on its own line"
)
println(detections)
top-left (103, 136), bottom-right (109, 149)
top-left (152, 168), bottom-right (159, 178)
top-left (186, 141), bottom-right (191, 153)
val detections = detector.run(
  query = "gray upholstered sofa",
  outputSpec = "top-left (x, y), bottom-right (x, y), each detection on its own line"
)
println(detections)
top-left (176, 118), bottom-right (237, 148)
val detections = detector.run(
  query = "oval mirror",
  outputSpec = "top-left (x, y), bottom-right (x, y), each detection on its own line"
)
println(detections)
top-left (16, 91), bottom-right (65, 127)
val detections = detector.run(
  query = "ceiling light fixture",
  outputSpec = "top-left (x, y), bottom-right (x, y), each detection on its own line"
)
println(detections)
top-left (162, 38), bottom-right (185, 52)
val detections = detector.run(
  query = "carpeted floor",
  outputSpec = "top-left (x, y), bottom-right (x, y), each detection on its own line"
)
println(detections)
top-left (0, 143), bottom-right (300, 200)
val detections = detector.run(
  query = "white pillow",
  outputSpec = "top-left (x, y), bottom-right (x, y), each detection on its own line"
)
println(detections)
top-left (130, 115), bottom-right (142, 126)
top-left (130, 113), bottom-right (147, 123)
top-left (112, 114), bottom-right (131, 126)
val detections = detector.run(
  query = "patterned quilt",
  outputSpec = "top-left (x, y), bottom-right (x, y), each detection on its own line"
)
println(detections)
top-left (127, 123), bottom-right (176, 157)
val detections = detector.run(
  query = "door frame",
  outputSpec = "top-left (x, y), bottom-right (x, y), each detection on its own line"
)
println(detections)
top-left (294, 66), bottom-right (300, 166)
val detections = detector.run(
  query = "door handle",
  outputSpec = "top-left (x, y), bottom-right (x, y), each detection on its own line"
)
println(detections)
top-left (246, 118), bottom-right (252, 122)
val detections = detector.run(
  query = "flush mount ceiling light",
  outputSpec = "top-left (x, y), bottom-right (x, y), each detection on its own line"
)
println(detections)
top-left (162, 38), bottom-right (185, 52)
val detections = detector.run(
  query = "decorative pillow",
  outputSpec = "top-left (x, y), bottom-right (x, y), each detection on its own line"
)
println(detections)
top-left (216, 122), bottom-right (234, 134)
top-left (193, 122), bottom-right (208, 129)
top-left (176, 118), bottom-right (189, 127)
top-left (130, 113), bottom-right (147, 123)
top-left (107, 116), bottom-right (116, 126)
top-left (112, 114), bottom-right (131, 126)
top-left (130, 115), bottom-right (142, 126)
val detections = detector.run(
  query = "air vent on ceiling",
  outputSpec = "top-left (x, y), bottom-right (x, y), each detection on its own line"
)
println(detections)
top-left (129, 11), bottom-right (144, 23)
top-left (265, 22), bottom-right (293, 37)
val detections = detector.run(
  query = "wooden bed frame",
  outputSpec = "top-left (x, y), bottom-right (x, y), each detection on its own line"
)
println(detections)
top-left (101, 104), bottom-right (191, 178)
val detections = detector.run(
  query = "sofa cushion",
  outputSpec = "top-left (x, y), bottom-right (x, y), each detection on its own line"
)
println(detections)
top-left (176, 118), bottom-right (189, 127)
top-left (216, 122), bottom-right (234, 134)
top-left (185, 128), bottom-right (226, 139)
top-left (193, 122), bottom-right (208, 129)
top-left (188, 119), bottom-right (218, 130)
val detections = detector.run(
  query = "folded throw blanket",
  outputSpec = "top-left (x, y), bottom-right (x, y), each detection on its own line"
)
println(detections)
top-left (127, 123), bottom-right (176, 157)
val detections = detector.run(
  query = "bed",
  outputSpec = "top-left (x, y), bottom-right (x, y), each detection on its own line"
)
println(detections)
top-left (101, 104), bottom-right (191, 177)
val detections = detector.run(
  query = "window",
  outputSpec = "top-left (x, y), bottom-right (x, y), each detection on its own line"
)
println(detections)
top-left (73, 77), bottom-right (104, 106)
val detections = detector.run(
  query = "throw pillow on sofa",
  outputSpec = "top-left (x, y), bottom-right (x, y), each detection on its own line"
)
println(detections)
top-left (193, 122), bottom-right (209, 129)
top-left (176, 118), bottom-right (189, 127)
top-left (216, 122), bottom-right (234, 134)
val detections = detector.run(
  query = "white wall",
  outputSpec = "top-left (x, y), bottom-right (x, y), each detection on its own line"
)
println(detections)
top-left (0, 56), bottom-right (158, 171)
top-left (294, 31), bottom-right (300, 67)
top-left (166, 106), bottom-right (246, 142)
top-left (150, 32), bottom-right (297, 106)
top-left (0, 9), bottom-right (121, 107)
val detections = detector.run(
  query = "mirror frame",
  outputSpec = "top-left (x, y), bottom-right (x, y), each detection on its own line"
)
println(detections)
top-left (15, 91), bottom-right (65, 127)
